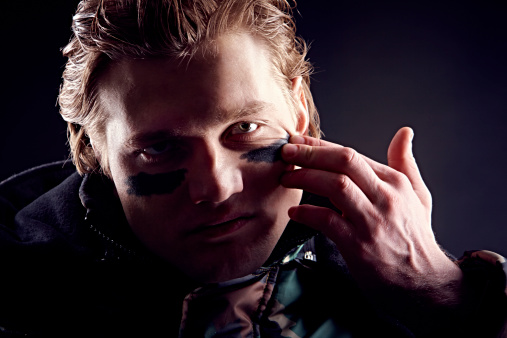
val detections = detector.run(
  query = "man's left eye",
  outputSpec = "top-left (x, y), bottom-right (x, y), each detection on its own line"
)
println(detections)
top-left (231, 122), bottom-right (259, 134)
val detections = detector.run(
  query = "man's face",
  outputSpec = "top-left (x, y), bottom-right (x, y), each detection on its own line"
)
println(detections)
top-left (97, 32), bottom-right (307, 283)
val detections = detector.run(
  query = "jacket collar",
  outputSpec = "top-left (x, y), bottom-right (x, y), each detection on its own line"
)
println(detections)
top-left (78, 173), bottom-right (322, 266)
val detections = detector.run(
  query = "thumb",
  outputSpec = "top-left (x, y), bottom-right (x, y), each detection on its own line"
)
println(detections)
top-left (387, 127), bottom-right (432, 208)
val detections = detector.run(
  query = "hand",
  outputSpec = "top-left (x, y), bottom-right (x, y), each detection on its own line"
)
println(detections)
top-left (280, 127), bottom-right (462, 293)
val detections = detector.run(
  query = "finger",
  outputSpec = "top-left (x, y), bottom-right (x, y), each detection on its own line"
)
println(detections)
top-left (387, 127), bottom-right (432, 208)
top-left (281, 168), bottom-right (373, 224)
top-left (282, 142), bottom-right (382, 203)
top-left (359, 153), bottom-right (413, 185)
top-left (289, 135), bottom-right (341, 148)
top-left (288, 204), bottom-right (354, 244)
top-left (291, 135), bottom-right (399, 184)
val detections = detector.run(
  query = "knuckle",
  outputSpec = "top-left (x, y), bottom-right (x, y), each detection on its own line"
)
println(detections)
top-left (332, 174), bottom-right (351, 192)
top-left (323, 210), bottom-right (341, 227)
top-left (303, 146), bottom-right (315, 162)
top-left (363, 228), bottom-right (380, 246)
top-left (390, 170), bottom-right (410, 187)
top-left (377, 189), bottom-right (401, 214)
top-left (340, 147), bottom-right (357, 165)
top-left (359, 215), bottom-right (388, 247)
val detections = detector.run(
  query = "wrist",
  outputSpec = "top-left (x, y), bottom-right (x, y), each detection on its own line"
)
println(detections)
top-left (455, 250), bottom-right (507, 337)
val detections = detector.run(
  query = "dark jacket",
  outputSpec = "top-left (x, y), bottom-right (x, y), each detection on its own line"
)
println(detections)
top-left (0, 161), bottom-right (505, 337)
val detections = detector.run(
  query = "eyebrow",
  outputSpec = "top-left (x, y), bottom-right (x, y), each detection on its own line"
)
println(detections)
top-left (218, 100), bottom-right (274, 122)
top-left (126, 130), bottom-right (179, 148)
top-left (126, 100), bottom-right (275, 147)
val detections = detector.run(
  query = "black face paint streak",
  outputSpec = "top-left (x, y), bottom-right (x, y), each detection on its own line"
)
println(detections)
top-left (126, 169), bottom-right (188, 196)
top-left (240, 135), bottom-right (289, 163)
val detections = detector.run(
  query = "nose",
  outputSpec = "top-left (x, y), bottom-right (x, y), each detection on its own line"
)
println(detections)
top-left (188, 141), bottom-right (243, 204)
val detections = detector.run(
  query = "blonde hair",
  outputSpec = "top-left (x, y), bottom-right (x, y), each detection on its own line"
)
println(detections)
top-left (58, 0), bottom-right (320, 176)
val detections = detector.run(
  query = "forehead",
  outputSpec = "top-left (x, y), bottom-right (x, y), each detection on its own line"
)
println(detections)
top-left (97, 32), bottom-right (292, 136)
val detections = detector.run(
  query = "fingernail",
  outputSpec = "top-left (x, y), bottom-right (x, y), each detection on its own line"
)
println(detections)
top-left (409, 130), bottom-right (415, 157)
top-left (282, 143), bottom-right (298, 158)
top-left (290, 135), bottom-right (305, 144)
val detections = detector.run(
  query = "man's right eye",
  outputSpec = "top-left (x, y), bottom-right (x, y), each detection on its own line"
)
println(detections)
top-left (143, 141), bottom-right (172, 156)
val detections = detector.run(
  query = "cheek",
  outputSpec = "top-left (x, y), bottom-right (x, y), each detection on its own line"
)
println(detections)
top-left (109, 169), bottom-right (185, 245)
top-left (239, 137), bottom-right (295, 196)
top-left (240, 160), bottom-right (302, 245)
top-left (125, 169), bottom-right (188, 196)
top-left (239, 134), bottom-right (289, 163)
top-left (116, 190), bottom-right (184, 253)
top-left (240, 158), bottom-right (294, 199)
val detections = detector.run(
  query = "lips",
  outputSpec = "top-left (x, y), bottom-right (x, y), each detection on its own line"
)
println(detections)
top-left (189, 212), bottom-right (254, 240)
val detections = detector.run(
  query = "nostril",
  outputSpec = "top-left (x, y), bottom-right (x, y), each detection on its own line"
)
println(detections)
top-left (189, 168), bottom-right (243, 205)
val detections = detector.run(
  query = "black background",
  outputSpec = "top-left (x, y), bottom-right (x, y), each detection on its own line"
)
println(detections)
top-left (1, 1), bottom-right (506, 257)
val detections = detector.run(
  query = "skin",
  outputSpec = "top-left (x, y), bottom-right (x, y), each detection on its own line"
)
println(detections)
top-left (280, 128), bottom-right (465, 322)
top-left (240, 135), bottom-right (289, 163)
top-left (125, 169), bottom-right (188, 196)
top-left (95, 29), bottom-right (464, 324)
top-left (96, 32), bottom-right (308, 283)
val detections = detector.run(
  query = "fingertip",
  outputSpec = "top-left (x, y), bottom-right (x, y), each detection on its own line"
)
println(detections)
top-left (391, 127), bottom-right (414, 150)
top-left (409, 127), bottom-right (414, 139)
top-left (279, 168), bottom-right (294, 187)
top-left (396, 126), bottom-right (414, 140)
top-left (289, 135), bottom-right (306, 144)
top-left (406, 126), bottom-right (414, 142)
top-left (282, 143), bottom-right (298, 159)
top-left (287, 205), bottom-right (311, 226)
top-left (408, 127), bottom-right (416, 142)
top-left (288, 206), bottom-right (298, 218)
top-left (402, 127), bottom-right (415, 157)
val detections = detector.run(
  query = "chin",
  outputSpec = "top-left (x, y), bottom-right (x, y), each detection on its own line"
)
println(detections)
top-left (183, 237), bottom-right (276, 284)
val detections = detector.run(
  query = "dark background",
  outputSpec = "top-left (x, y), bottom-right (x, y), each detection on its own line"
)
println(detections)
top-left (1, 1), bottom-right (506, 257)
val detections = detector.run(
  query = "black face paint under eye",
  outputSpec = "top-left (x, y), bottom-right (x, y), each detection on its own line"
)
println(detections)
top-left (240, 135), bottom-right (289, 163)
top-left (126, 169), bottom-right (187, 196)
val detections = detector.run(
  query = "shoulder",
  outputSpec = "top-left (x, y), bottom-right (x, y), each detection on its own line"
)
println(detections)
top-left (0, 160), bottom-right (79, 211)
top-left (0, 161), bottom-right (93, 258)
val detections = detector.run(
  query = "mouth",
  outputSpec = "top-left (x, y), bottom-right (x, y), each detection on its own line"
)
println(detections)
top-left (189, 214), bottom-right (254, 241)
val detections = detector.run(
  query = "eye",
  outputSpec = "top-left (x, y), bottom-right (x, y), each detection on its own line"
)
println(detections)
top-left (143, 141), bottom-right (173, 156)
top-left (231, 122), bottom-right (259, 135)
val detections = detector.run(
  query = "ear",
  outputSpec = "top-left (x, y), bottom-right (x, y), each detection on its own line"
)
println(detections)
top-left (89, 137), bottom-right (102, 164)
top-left (89, 137), bottom-right (107, 175)
top-left (291, 76), bottom-right (310, 135)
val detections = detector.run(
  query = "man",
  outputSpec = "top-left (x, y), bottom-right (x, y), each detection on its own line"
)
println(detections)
top-left (0, 0), bottom-right (506, 337)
